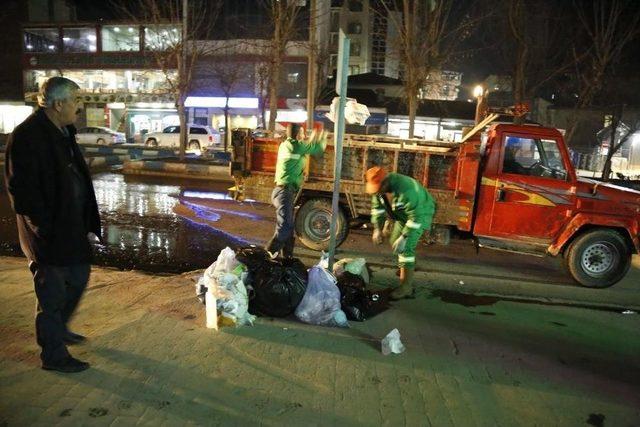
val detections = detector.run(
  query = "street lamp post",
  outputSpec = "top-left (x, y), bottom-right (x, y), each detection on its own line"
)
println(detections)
top-left (473, 84), bottom-right (487, 125)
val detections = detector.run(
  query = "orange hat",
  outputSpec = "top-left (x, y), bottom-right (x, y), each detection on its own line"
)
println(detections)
top-left (365, 166), bottom-right (387, 194)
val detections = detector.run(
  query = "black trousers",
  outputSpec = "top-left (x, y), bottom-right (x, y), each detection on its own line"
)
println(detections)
top-left (266, 185), bottom-right (296, 258)
top-left (29, 262), bottom-right (90, 364)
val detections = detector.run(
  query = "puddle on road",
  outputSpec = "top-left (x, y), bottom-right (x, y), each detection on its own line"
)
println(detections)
top-left (0, 173), bottom-right (255, 273)
top-left (429, 289), bottom-right (633, 313)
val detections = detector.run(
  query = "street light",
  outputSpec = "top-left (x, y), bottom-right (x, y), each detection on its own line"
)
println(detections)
top-left (473, 84), bottom-right (487, 125)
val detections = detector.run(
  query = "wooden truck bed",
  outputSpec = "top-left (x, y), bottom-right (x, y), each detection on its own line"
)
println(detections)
top-left (234, 134), bottom-right (462, 226)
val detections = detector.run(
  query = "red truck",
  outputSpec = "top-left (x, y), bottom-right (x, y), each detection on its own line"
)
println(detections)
top-left (230, 121), bottom-right (640, 288)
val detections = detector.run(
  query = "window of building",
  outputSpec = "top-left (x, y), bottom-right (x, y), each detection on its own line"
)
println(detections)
top-left (102, 25), bottom-right (139, 52)
top-left (350, 41), bottom-right (361, 57)
top-left (329, 54), bottom-right (338, 70)
top-left (349, 65), bottom-right (360, 75)
top-left (287, 72), bottom-right (300, 83)
top-left (24, 69), bottom-right (175, 94)
top-left (330, 11), bottom-right (340, 31)
top-left (348, 0), bottom-right (363, 12)
top-left (24, 28), bottom-right (59, 53)
top-left (144, 25), bottom-right (181, 51)
top-left (347, 22), bottom-right (362, 34)
top-left (330, 33), bottom-right (338, 51)
top-left (62, 27), bottom-right (97, 52)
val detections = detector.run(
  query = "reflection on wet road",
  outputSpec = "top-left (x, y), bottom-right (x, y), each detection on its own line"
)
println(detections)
top-left (0, 173), bottom-right (250, 273)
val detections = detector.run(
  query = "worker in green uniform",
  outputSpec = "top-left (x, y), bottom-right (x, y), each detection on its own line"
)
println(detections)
top-left (265, 123), bottom-right (327, 259)
top-left (365, 166), bottom-right (436, 299)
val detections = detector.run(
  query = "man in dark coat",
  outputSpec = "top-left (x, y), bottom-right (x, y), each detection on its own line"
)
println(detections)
top-left (4, 77), bottom-right (102, 373)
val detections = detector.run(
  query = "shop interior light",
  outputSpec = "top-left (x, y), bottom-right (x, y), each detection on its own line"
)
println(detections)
top-left (107, 102), bottom-right (126, 109)
top-left (26, 44), bottom-right (33, 49)
top-left (87, 34), bottom-right (97, 41)
top-left (128, 27), bottom-right (134, 33)
top-left (114, 27), bottom-right (120, 32)
top-left (228, 98), bottom-right (259, 109)
top-left (184, 97), bottom-right (259, 109)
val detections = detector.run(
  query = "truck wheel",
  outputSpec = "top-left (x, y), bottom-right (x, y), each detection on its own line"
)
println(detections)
top-left (565, 229), bottom-right (631, 288)
top-left (145, 138), bottom-right (158, 147)
top-left (188, 140), bottom-right (201, 151)
top-left (295, 198), bottom-right (348, 251)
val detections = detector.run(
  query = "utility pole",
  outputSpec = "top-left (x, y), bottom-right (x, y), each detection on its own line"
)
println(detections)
top-left (327, 30), bottom-right (350, 271)
top-left (179, 0), bottom-right (189, 159)
top-left (306, 0), bottom-right (316, 130)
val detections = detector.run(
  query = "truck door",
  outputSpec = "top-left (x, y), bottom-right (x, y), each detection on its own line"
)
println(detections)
top-left (474, 132), bottom-right (575, 245)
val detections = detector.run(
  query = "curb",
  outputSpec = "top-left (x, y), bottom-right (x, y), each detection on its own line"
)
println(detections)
top-left (123, 157), bottom-right (233, 181)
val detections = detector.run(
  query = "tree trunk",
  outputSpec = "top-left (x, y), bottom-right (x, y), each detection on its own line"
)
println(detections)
top-left (178, 99), bottom-right (187, 160)
top-left (224, 103), bottom-right (230, 152)
top-left (408, 87), bottom-right (417, 138)
top-left (268, 60), bottom-right (280, 132)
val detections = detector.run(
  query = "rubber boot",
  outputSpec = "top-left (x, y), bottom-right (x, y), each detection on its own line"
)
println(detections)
top-left (391, 267), bottom-right (415, 300)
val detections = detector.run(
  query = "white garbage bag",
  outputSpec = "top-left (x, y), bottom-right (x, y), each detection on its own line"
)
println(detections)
top-left (200, 247), bottom-right (255, 328)
top-left (295, 264), bottom-right (348, 328)
top-left (325, 97), bottom-right (371, 125)
top-left (381, 328), bottom-right (405, 355)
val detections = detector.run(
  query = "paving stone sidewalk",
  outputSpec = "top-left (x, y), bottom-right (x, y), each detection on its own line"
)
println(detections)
top-left (1, 256), bottom-right (639, 426)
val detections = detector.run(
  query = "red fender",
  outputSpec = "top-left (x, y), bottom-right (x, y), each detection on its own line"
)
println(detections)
top-left (549, 212), bottom-right (640, 256)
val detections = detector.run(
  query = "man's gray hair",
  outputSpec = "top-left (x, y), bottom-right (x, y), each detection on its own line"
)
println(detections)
top-left (37, 77), bottom-right (80, 108)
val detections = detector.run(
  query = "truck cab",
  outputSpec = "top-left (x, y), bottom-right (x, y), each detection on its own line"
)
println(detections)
top-left (468, 124), bottom-right (640, 287)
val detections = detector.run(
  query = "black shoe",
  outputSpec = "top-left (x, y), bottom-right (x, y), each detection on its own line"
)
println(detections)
top-left (63, 331), bottom-right (87, 345)
top-left (42, 356), bottom-right (90, 373)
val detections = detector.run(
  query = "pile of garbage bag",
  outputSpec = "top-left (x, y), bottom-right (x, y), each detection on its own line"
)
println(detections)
top-left (195, 247), bottom-right (388, 329)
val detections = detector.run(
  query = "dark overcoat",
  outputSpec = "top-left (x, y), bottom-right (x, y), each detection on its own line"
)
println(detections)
top-left (4, 108), bottom-right (101, 265)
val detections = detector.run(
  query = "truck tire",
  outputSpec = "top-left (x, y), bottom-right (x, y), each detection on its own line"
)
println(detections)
top-left (565, 229), bottom-right (631, 288)
top-left (188, 140), bottom-right (201, 151)
top-left (295, 198), bottom-right (348, 251)
top-left (145, 138), bottom-right (158, 147)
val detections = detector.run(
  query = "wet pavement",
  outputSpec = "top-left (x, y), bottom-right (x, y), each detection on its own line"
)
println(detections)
top-left (0, 173), bottom-right (249, 273)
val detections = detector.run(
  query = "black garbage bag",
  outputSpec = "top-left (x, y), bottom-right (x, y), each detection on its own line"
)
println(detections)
top-left (236, 246), bottom-right (307, 317)
top-left (336, 272), bottom-right (390, 321)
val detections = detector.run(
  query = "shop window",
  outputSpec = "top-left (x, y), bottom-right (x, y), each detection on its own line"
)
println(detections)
top-left (102, 25), bottom-right (139, 52)
top-left (62, 27), bottom-right (96, 52)
top-left (350, 41), bottom-right (361, 57)
top-left (287, 72), bottom-right (299, 83)
top-left (347, 22), bottom-right (362, 34)
top-left (144, 25), bottom-right (181, 51)
top-left (24, 28), bottom-right (59, 53)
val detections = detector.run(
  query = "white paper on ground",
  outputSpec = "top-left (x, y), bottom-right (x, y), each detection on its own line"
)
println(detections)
top-left (381, 328), bottom-right (405, 355)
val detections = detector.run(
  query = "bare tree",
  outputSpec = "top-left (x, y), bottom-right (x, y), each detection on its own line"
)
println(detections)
top-left (208, 61), bottom-right (249, 151)
top-left (260, 0), bottom-right (305, 132)
top-left (382, 0), bottom-right (481, 138)
top-left (114, 0), bottom-right (222, 159)
top-left (480, 1), bottom-right (583, 124)
top-left (564, 0), bottom-right (640, 144)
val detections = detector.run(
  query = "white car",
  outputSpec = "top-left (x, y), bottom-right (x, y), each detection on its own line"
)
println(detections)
top-left (76, 126), bottom-right (126, 145)
top-left (144, 125), bottom-right (222, 151)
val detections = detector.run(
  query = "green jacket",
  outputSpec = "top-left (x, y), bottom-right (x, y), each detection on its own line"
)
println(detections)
top-left (274, 137), bottom-right (325, 189)
top-left (370, 173), bottom-right (436, 236)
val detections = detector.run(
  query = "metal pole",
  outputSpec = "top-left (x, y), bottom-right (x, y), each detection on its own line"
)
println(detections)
top-left (181, 0), bottom-right (188, 157)
top-left (306, 0), bottom-right (316, 130)
top-left (327, 30), bottom-right (350, 271)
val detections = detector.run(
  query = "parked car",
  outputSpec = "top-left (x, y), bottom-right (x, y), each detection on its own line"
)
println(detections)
top-left (76, 126), bottom-right (126, 145)
top-left (143, 125), bottom-right (222, 151)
